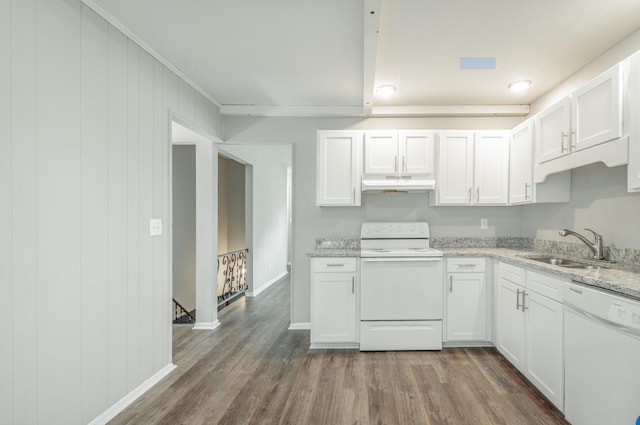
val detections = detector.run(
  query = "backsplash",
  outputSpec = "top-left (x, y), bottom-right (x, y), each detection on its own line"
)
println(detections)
top-left (315, 238), bottom-right (360, 249)
top-left (534, 239), bottom-right (640, 268)
top-left (431, 237), bottom-right (533, 249)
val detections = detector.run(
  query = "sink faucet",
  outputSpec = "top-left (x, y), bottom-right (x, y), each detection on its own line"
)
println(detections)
top-left (559, 228), bottom-right (605, 260)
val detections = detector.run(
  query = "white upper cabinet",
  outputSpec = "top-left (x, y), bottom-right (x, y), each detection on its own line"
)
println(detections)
top-left (534, 64), bottom-right (624, 167)
top-left (572, 63), bottom-right (623, 151)
top-left (437, 131), bottom-right (474, 204)
top-left (511, 120), bottom-right (570, 205)
top-left (535, 97), bottom-right (571, 164)
top-left (316, 130), bottom-right (362, 206)
top-left (474, 131), bottom-right (510, 204)
top-left (364, 130), bottom-right (435, 177)
top-left (437, 131), bottom-right (509, 205)
top-left (628, 51), bottom-right (640, 192)
top-left (363, 131), bottom-right (398, 175)
top-left (510, 120), bottom-right (534, 204)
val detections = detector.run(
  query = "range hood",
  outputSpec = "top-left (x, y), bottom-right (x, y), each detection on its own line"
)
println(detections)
top-left (361, 177), bottom-right (436, 193)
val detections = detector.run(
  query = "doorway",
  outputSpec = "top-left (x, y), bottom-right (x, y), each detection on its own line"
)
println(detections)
top-left (171, 120), bottom-right (219, 330)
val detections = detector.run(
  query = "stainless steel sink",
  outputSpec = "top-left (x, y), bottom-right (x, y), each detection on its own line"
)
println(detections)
top-left (522, 256), bottom-right (603, 269)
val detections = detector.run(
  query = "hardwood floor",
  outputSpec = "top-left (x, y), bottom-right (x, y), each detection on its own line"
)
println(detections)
top-left (109, 277), bottom-right (568, 425)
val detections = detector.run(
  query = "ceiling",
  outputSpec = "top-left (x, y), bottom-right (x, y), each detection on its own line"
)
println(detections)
top-left (85, 0), bottom-right (640, 117)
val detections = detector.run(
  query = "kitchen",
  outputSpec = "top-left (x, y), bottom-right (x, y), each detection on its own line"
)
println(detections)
top-left (3, 1), bottom-right (640, 424)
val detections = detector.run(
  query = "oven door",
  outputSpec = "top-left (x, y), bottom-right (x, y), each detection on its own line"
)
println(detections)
top-left (360, 257), bottom-right (443, 321)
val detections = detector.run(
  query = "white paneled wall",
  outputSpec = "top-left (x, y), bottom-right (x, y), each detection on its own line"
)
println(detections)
top-left (0, 1), bottom-right (222, 424)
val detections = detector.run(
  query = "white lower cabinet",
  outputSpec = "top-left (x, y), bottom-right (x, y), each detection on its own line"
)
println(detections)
top-left (497, 263), bottom-right (564, 411)
top-left (445, 258), bottom-right (487, 341)
top-left (310, 257), bottom-right (358, 348)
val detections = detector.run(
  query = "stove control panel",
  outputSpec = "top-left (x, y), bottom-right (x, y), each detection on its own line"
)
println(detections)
top-left (361, 222), bottom-right (429, 239)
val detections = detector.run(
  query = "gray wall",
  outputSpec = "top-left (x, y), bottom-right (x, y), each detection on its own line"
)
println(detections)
top-left (173, 146), bottom-right (197, 311)
top-left (218, 156), bottom-right (246, 254)
top-left (0, 1), bottom-right (222, 424)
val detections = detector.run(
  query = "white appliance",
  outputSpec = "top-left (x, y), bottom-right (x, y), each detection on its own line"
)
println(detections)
top-left (563, 281), bottom-right (640, 425)
top-left (359, 222), bottom-right (443, 351)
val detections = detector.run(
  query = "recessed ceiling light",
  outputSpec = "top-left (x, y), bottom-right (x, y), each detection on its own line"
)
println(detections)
top-left (376, 84), bottom-right (397, 95)
top-left (508, 80), bottom-right (532, 93)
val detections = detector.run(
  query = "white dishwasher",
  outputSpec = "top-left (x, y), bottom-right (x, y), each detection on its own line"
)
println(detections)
top-left (564, 281), bottom-right (640, 425)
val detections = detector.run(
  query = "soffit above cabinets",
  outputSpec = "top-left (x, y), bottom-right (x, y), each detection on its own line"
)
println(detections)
top-left (85, 0), bottom-right (640, 117)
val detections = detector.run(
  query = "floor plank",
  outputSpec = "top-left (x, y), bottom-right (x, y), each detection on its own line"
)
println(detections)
top-left (109, 276), bottom-right (568, 425)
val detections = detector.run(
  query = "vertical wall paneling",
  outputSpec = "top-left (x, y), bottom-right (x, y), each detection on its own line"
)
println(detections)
top-left (152, 59), bottom-right (166, 371)
top-left (138, 50), bottom-right (155, 382)
top-left (3, 2), bottom-right (223, 422)
top-left (10, 0), bottom-right (38, 423)
top-left (36, 0), bottom-right (83, 422)
top-left (80, 6), bottom-right (109, 422)
top-left (0, 0), bottom-right (13, 423)
top-left (107, 25), bottom-right (129, 406)
top-left (126, 39), bottom-right (141, 392)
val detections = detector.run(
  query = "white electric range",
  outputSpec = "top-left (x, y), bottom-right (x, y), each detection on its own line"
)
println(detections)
top-left (359, 222), bottom-right (444, 351)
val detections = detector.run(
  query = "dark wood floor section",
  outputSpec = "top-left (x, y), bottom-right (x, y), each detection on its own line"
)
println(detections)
top-left (110, 277), bottom-right (568, 425)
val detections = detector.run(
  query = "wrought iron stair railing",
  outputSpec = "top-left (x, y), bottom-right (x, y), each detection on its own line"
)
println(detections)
top-left (172, 298), bottom-right (195, 324)
top-left (217, 248), bottom-right (248, 308)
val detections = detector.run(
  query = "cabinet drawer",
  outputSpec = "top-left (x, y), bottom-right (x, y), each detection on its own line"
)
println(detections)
top-left (447, 257), bottom-right (486, 273)
top-left (526, 270), bottom-right (565, 303)
top-left (500, 262), bottom-right (525, 285)
top-left (313, 257), bottom-right (357, 272)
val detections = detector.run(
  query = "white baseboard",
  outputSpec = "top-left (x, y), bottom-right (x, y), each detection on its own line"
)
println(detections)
top-left (192, 320), bottom-right (221, 330)
top-left (88, 363), bottom-right (176, 425)
top-left (246, 270), bottom-right (288, 297)
top-left (288, 322), bottom-right (311, 330)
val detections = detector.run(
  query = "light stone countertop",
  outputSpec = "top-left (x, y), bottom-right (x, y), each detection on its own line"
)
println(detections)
top-left (308, 246), bottom-right (640, 300)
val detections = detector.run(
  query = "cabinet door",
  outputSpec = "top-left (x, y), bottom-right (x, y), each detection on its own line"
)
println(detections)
top-left (535, 98), bottom-right (571, 164)
top-left (572, 64), bottom-right (623, 152)
top-left (399, 130), bottom-right (435, 176)
top-left (316, 131), bottom-right (361, 206)
top-left (496, 277), bottom-right (525, 371)
top-left (525, 291), bottom-right (564, 410)
top-left (509, 121), bottom-right (534, 204)
top-left (628, 52), bottom-right (640, 192)
top-left (437, 131), bottom-right (474, 204)
top-left (474, 131), bottom-right (509, 205)
top-left (446, 272), bottom-right (486, 341)
top-left (364, 131), bottom-right (398, 175)
top-left (311, 272), bottom-right (357, 343)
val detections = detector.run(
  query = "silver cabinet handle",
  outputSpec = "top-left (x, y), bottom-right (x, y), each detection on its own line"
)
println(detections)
top-left (516, 289), bottom-right (522, 310)
top-left (326, 263), bottom-right (345, 267)
top-left (476, 187), bottom-right (480, 203)
top-left (561, 132), bottom-right (568, 153)
top-left (449, 275), bottom-right (453, 293)
top-left (394, 155), bottom-right (398, 173)
top-left (524, 182), bottom-right (530, 200)
top-left (351, 276), bottom-right (355, 294)
top-left (352, 188), bottom-right (355, 202)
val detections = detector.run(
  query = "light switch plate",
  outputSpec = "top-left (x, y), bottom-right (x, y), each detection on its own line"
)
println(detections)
top-left (149, 219), bottom-right (163, 236)
top-left (480, 218), bottom-right (488, 230)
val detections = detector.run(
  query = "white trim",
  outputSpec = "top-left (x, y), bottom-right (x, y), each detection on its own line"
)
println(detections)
top-left (192, 320), bottom-right (222, 330)
top-left (288, 322), bottom-right (311, 330)
top-left (310, 342), bottom-right (359, 349)
top-left (245, 271), bottom-right (288, 297)
top-left (370, 104), bottom-right (530, 117)
top-left (219, 104), bottom-right (364, 117)
top-left (443, 341), bottom-right (494, 348)
top-left (81, 0), bottom-right (221, 108)
top-left (533, 136), bottom-right (628, 183)
top-left (87, 363), bottom-right (176, 425)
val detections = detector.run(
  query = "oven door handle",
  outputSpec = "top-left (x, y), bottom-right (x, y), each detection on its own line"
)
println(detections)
top-left (362, 257), bottom-right (443, 263)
